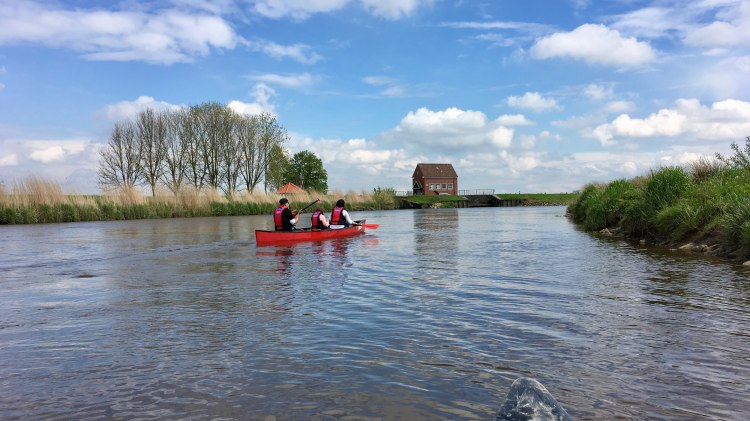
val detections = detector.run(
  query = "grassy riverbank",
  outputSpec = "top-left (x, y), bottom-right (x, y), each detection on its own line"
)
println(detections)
top-left (0, 178), bottom-right (399, 225)
top-left (567, 160), bottom-right (750, 261)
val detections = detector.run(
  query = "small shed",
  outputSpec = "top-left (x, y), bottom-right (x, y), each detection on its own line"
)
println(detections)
top-left (276, 182), bottom-right (306, 194)
top-left (412, 163), bottom-right (458, 196)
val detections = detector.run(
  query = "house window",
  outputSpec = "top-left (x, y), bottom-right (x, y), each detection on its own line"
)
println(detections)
top-left (442, 184), bottom-right (447, 189)
top-left (429, 184), bottom-right (434, 190)
top-left (448, 183), bottom-right (453, 190)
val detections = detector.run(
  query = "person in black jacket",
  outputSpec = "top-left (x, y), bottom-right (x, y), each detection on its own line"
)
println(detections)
top-left (273, 198), bottom-right (298, 231)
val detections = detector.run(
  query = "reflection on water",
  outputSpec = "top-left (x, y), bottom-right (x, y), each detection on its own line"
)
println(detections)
top-left (1, 208), bottom-right (750, 420)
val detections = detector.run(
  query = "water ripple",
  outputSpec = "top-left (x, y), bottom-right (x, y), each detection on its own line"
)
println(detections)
top-left (1, 209), bottom-right (749, 419)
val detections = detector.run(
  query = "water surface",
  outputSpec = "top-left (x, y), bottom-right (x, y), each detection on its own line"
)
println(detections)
top-left (1, 207), bottom-right (749, 420)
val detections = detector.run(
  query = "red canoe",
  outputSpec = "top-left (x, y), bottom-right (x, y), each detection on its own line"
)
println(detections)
top-left (255, 220), bottom-right (367, 245)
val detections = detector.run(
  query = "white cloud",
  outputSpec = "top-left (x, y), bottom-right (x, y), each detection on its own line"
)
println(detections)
top-left (30, 146), bottom-right (66, 163)
top-left (507, 92), bottom-right (560, 112)
top-left (101, 96), bottom-right (182, 122)
top-left (490, 126), bottom-right (513, 148)
top-left (363, 76), bottom-right (396, 86)
top-left (399, 107), bottom-right (487, 134)
top-left (608, 6), bottom-right (689, 39)
top-left (387, 107), bottom-right (518, 152)
top-left (362, 75), bottom-right (406, 97)
top-left (0, 2), bottom-right (239, 64)
top-left (0, 137), bottom-right (101, 193)
top-left (360, 0), bottom-right (432, 19)
top-left (494, 114), bottom-right (533, 126)
top-left (592, 98), bottom-right (750, 146)
top-left (530, 24), bottom-right (657, 68)
top-left (27, 140), bottom-right (87, 163)
top-left (168, 0), bottom-right (236, 15)
top-left (249, 73), bottom-right (316, 88)
top-left (603, 101), bottom-right (636, 114)
top-left (584, 83), bottom-right (614, 101)
top-left (287, 134), bottom-right (416, 190)
top-left (245, 40), bottom-right (323, 64)
top-left (683, 1), bottom-right (750, 48)
top-left (0, 153), bottom-right (17, 166)
top-left (441, 20), bottom-right (554, 35)
top-left (249, 0), bottom-right (429, 20)
top-left (378, 85), bottom-right (406, 96)
top-left (249, 0), bottom-right (349, 20)
top-left (228, 83), bottom-right (277, 115)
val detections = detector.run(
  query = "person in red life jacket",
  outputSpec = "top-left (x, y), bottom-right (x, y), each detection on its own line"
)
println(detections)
top-left (329, 199), bottom-right (360, 228)
top-left (274, 198), bottom-right (298, 231)
top-left (310, 207), bottom-right (330, 230)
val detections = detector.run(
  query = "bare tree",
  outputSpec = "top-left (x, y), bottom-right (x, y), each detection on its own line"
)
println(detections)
top-left (98, 121), bottom-right (142, 190)
top-left (183, 105), bottom-right (207, 190)
top-left (196, 102), bottom-right (231, 192)
top-left (237, 114), bottom-right (262, 193)
top-left (99, 102), bottom-right (293, 197)
top-left (220, 111), bottom-right (242, 195)
top-left (161, 109), bottom-right (189, 194)
top-left (136, 108), bottom-right (168, 196)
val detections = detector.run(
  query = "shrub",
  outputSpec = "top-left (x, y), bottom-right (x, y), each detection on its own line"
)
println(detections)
top-left (372, 187), bottom-right (397, 210)
top-left (690, 158), bottom-right (725, 184)
top-left (567, 183), bottom-right (602, 223)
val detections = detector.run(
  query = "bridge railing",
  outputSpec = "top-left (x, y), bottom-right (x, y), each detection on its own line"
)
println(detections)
top-left (394, 190), bottom-right (497, 196)
top-left (459, 189), bottom-right (495, 195)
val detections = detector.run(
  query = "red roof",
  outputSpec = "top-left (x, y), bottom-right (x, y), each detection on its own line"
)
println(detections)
top-left (276, 182), bottom-right (305, 194)
top-left (413, 163), bottom-right (458, 178)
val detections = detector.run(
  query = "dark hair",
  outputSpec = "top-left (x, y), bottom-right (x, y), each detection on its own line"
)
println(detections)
top-left (279, 198), bottom-right (289, 205)
top-left (335, 199), bottom-right (345, 208)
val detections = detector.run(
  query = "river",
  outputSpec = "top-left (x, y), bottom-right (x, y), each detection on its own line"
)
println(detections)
top-left (1, 207), bottom-right (749, 420)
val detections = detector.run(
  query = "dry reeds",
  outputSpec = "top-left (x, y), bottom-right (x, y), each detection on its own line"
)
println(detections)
top-left (0, 177), bottom-right (400, 225)
top-left (6, 177), bottom-right (67, 206)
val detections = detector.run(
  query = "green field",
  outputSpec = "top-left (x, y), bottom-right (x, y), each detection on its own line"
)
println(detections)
top-left (495, 193), bottom-right (578, 205)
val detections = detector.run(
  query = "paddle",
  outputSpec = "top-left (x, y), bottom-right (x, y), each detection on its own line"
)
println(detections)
top-left (353, 220), bottom-right (378, 229)
top-left (295, 198), bottom-right (320, 215)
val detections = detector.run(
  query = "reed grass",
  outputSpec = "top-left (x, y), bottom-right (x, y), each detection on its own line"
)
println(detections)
top-left (568, 161), bottom-right (750, 259)
top-left (0, 178), bottom-right (403, 225)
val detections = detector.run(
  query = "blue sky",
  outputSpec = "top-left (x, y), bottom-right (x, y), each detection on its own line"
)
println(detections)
top-left (1, 0), bottom-right (749, 194)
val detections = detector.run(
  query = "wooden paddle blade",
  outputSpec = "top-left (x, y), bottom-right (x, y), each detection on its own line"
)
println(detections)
top-left (362, 223), bottom-right (379, 229)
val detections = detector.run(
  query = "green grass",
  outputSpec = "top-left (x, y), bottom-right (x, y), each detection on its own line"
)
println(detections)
top-left (568, 159), bottom-right (750, 260)
top-left (403, 195), bottom-right (465, 207)
top-left (496, 193), bottom-right (578, 204)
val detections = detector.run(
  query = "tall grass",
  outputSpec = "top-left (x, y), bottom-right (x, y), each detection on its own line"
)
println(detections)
top-left (0, 179), bottom-right (402, 225)
top-left (568, 160), bottom-right (750, 259)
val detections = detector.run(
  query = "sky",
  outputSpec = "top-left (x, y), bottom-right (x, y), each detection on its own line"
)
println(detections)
top-left (0, 0), bottom-right (749, 195)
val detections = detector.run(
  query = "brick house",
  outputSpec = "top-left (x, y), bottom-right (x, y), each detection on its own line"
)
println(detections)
top-left (412, 163), bottom-right (458, 195)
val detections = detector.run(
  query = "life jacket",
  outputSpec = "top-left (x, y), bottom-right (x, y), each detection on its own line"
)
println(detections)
top-left (330, 206), bottom-right (347, 226)
top-left (311, 210), bottom-right (325, 229)
top-left (274, 207), bottom-right (284, 231)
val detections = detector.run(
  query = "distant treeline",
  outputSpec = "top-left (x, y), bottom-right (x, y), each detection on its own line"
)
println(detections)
top-left (99, 102), bottom-right (288, 197)
top-left (568, 136), bottom-right (750, 261)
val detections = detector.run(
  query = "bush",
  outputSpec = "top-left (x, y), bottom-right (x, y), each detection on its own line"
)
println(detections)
top-left (372, 187), bottom-right (396, 210)
top-left (567, 183), bottom-right (602, 223)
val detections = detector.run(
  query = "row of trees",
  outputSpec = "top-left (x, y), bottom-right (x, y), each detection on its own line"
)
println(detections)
top-left (98, 102), bottom-right (291, 196)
